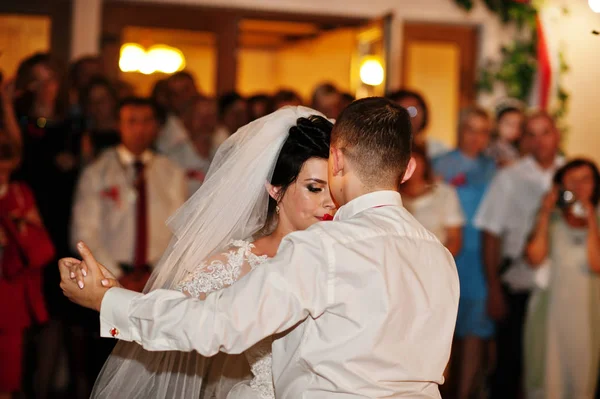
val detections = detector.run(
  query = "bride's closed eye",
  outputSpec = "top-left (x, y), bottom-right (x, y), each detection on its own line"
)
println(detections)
top-left (307, 184), bottom-right (323, 193)
top-left (305, 178), bottom-right (327, 193)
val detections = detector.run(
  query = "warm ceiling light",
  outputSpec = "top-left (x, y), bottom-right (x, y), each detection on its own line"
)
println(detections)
top-left (359, 58), bottom-right (384, 86)
top-left (590, 0), bottom-right (600, 13)
top-left (119, 43), bottom-right (186, 74)
top-left (119, 43), bottom-right (145, 73)
top-left (147, 45), bottom-right (186, 74)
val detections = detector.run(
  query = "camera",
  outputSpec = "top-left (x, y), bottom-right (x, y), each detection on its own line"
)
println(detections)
top-left (556, 188), bottom-right (576, 209)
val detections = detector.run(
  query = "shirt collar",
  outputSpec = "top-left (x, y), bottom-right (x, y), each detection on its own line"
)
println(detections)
top-left (116, 145), bottom-right (153, 166)
top-left (333, 190), bottom-right (402, 221)
top-left (523, 154), bottom-right (565, 175)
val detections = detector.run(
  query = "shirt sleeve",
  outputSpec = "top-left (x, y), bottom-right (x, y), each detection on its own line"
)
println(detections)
top-left (442, 185), bottom-right (465, 228)
top-left (99, 228), bottom-right (331, 356)
top-left (473, 171), bottom-right (512, 236)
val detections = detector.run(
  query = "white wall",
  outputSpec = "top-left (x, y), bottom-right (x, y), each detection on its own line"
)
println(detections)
top-left (548, 0), bottom-right (600, 161)
top-left (72, 0), bottom-right (600, 161)
top-left (70, 0), bottom-right (102, 59)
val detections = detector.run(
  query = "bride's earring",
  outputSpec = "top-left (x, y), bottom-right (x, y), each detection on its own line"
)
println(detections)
top-left (276, 205), bottom-right (280, 215)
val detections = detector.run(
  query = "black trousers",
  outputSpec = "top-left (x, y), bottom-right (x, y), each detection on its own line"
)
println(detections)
top-left (490, 286), bottom-right (530, 399)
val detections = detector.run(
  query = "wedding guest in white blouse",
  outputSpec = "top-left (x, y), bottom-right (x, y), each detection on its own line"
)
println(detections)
top-left (71, 97), bottom-right (186, 292)
top-left (400, 145), bottom-right (464, 256)
top-left (524, 159), bottom-right (600, 399)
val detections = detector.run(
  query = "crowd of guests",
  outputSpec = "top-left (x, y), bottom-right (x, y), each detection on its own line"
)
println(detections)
top-left (394, 90), bottom-right (600, 399)
top-left (0, 51), bottom-right (598, 399)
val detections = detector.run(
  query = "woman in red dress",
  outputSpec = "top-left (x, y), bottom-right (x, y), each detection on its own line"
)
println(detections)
top-left (0, 136), bottom-right (55, 399)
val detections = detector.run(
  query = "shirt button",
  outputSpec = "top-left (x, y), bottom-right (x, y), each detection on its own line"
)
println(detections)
top-left (110, 328), bottom-right (119, 337)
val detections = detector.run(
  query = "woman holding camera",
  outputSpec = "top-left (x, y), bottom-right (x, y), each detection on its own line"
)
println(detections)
top-left (524, 158), bottom-right (600, 399)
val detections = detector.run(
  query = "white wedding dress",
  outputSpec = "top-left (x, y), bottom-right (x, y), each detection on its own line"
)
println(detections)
top-left (91, 107), bottom-right (326, 399)
top-left (177, 240), bottom-right (275, 399)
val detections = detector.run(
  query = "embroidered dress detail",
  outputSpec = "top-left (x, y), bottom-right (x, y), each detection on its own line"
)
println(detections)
top-left (176, 240), bottom-right (274, 399)
top-left (177, 240), bottom-right (267, 298)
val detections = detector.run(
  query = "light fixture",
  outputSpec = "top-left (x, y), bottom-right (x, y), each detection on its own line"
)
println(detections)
top-left (119, 43), bottom-right (186, 74)
top-left (359, 58), bottom-right (384, 86)
top-left (146, 45), bottom-right (185, 74)
top-left (590, 0), bottom-right (600, 13)
top-left (119, 43), bottom-right (145, 73)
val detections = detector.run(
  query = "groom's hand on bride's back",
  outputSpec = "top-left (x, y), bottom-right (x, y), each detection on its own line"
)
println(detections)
top-left (58, 241), bottom-right (121, 311)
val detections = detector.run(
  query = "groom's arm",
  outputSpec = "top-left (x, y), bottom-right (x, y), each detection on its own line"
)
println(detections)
top-left (100, 227), bottom-right (331, 355)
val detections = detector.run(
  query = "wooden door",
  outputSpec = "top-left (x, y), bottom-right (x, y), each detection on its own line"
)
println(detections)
top-left (402, 23), bottom-right (478, 147)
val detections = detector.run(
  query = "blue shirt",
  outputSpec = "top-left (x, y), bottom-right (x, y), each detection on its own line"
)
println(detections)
top-left (433, 149), bottom-right (496, 299)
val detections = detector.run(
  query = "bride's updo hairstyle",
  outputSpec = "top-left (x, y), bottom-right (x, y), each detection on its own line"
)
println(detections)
top-left (266, 115), bottom-right (333, 222)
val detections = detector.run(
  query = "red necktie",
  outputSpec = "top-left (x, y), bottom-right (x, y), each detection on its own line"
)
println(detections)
top-left (133, 161), bottom-right (148, 268)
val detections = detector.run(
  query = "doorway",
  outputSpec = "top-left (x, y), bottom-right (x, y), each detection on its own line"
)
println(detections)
top-left (0, 0), bottom-right (72, 75)
top-left (402, 22), bottom-right (479, 148)
top-left (0, 14), bottom-right (51, 77)
top-left (236, 14), bottom-right (392, 103)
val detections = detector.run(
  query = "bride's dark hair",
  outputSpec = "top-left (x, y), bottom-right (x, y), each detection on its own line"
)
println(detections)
top-left (266, 115), bottom-right (333, 222)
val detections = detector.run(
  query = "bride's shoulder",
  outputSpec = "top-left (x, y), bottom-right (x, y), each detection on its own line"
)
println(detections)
top-left (195, 239), bottom-right (267, 272)
top-left (227, 239), bottom-right (254, 252)
top-left (176, 239), bottom-right (268, 298)
top-left (222, 239), bottom-right (269, 268)
top-left (213, 239), bottom-right (253, 260)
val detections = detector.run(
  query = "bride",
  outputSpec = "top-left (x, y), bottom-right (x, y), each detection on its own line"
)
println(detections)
top-left (90, 106), bottom-right (335, 398)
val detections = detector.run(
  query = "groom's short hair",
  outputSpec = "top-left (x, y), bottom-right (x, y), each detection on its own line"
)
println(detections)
top-left (331, 97), bottom-right (413, 186)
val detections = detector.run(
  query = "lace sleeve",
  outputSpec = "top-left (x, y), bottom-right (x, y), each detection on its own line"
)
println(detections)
top-left (176, 240), bottom-right (266, 299)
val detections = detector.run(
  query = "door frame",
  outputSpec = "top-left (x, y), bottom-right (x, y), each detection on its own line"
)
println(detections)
top-left (402, 22), bottom-right (479, 107)
top-left (0, 0), bottom-right (72, 67)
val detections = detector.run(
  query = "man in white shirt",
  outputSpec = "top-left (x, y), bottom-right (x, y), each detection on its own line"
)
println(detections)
top-left (61, 98), bottom-right (460, 398)
top-left (71, 98), bottom-right (187, 292)
top-left (155, 72), bottom-right (199, 155)
top-left (473, 111), bottom-right (564, 399)
top-left (163, 96), bottom-right (216, 197)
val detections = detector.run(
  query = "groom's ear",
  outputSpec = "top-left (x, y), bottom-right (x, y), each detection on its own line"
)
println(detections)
top-left (330, 146), bottom-right (344, 176)
top-left (399, 157), bottom-right (417, 184)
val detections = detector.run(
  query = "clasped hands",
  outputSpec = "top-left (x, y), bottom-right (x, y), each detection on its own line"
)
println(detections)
top-left (58, 241), bottom-right (121, 312)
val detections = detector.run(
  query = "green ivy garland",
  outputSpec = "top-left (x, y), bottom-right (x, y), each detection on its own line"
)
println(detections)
top-left (453, 0), bottom-right (570, 132)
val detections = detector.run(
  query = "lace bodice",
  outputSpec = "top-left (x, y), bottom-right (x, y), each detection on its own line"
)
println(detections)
top-left (176, 240), bottom-right (275, 399)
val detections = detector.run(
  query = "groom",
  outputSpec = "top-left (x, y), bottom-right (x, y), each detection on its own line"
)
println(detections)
top-left (60, 97), bottom-right (459, 398)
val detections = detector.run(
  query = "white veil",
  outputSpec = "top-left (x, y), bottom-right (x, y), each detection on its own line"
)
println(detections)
top-left (91, 106), bottom-right (325, 398)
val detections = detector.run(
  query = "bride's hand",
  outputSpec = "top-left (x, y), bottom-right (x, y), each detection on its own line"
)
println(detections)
top-left (61, 247), bottom-right (121, 289)
top-left (59, 257), bottom-right (84, 287)
top-left (59, 242), bottom-right (118, 311)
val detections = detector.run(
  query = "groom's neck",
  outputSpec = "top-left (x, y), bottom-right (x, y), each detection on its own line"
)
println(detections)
top-left (340, 179), bottom-right (397, 205)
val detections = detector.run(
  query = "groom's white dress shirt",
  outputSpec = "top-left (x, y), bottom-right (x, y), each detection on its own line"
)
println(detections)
top-left (100, 191), bottom-right (460, 398)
